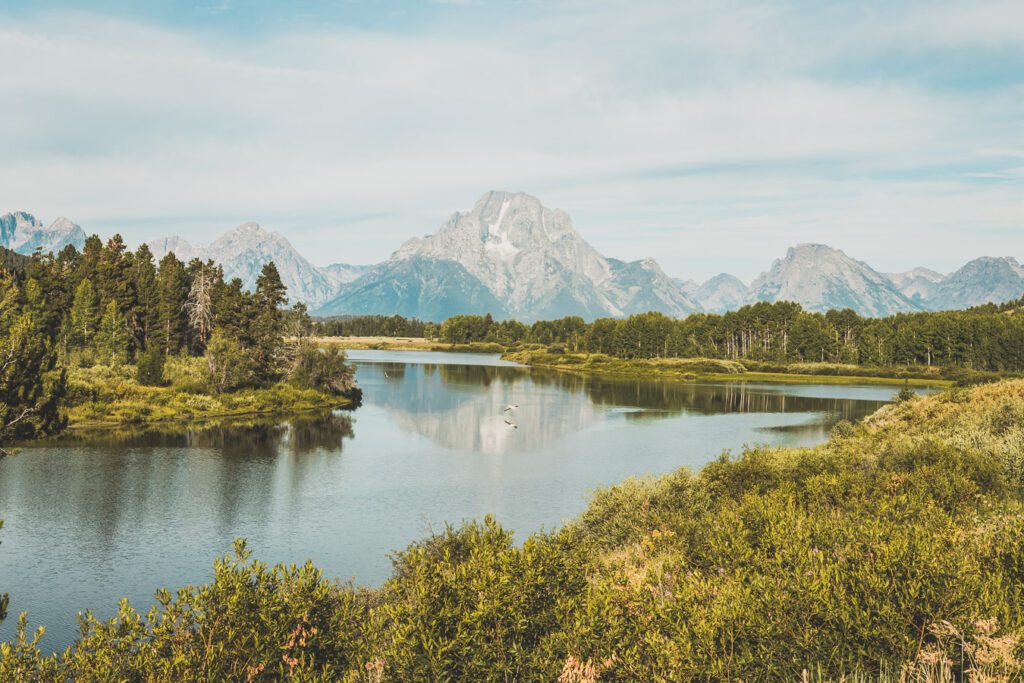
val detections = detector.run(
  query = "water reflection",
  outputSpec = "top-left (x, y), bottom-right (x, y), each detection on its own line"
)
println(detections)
top-left (353, 360), bottom-right (887, 454)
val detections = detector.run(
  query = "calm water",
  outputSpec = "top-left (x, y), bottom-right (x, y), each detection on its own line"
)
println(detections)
top-left (0, 350), bottom-right (912, 651)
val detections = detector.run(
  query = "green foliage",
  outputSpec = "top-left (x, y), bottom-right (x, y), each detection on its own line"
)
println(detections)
top-left (287, 341), bottom-right (358, 397)
top-left (315, 314), bottom-right (435, 338)
top-left (895, 381), bottom-right (917, 403)
top-left (135, 344), bottom-right (166, 387)
top-left (95, 300), bottom-right (128, 367)
top-left (69, 278), bottom-right (99, 349)
top-left (204, 332), bottom-right (257, 394)
top-left (63, 362), bottom-right (345, 426)
top-left (0, 273), bottom-right (67, 447)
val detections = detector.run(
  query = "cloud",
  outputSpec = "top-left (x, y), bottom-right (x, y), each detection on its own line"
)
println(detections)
top-left (0, 1), bottom-right (1020, 280)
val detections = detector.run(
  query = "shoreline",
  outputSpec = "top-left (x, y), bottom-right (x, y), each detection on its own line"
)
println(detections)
top-left (319, 340), bottom-right (953, 387)
top-left (63, 399), bottom-right (348, 432)
top-left (502, 350), bottom-right (953, 387)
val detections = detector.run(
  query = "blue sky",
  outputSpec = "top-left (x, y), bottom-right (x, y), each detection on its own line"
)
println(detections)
top-left (1, 0), bottom-right (1021, 281)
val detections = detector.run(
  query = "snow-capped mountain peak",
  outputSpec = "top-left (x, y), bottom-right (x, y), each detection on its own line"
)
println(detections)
top-left (0, 211), bottom-right (86, 255)
top-left (319, 191), bottom-right (697, 321)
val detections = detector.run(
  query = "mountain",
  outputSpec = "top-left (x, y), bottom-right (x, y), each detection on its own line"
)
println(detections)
top-left (0, 212), bottom-right (86, 255)
top-left (322, 263), bottom-right (372, 286)
top-left (316, 191), bottom-right (698, 321)
top-left (748, 244), bottom-right (920, 316)
top-left (884, 267), bottom-right (945, 306)
top-left (692, 273), bottom-right (749, 313)
top-left (318, 257), bottom-right (508, 321)
top-left (148, 223), bottom-right (340, 307)
top-left (923, 257), bottom-right (1024, 311)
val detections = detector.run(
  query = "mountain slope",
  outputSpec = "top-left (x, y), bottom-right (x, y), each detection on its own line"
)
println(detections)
top-left (317, 191), bottom-right (698, 321)
top-left (748, 244), bottom-right (920, 316)
top-left (0, 212), bottom-right (86, 255)
top-left (319, 256), bottom-right (508, 320)
top-left (148, 223), bottom-right (339, 306)
top-left (693, 273), bottom-right (749, 313)
top-left (924, 257), bottom-right (1024, 311)
top-left (884, 267), bottom-right (945, 306)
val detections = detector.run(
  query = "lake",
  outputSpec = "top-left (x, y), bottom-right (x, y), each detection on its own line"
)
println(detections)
top-left (0, 350), bottom-right (912, 651)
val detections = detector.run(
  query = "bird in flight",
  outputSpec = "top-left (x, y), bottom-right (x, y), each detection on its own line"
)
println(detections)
top-left (503, 419), bottom-right (518, 429)
top-left (503, 404), bottom-right (518, 412)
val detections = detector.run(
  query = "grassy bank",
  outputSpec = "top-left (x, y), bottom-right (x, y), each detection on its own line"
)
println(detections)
top-left (314, 335), bottom-right (505, 354)
top-left (503, 349), bottom-right (955, 387)
top-left (4, 379), bottom-right (1024, 680)
top-left (62, 358), bottom-right (348, 429)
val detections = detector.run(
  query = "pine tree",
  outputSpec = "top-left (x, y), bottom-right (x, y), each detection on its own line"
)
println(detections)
top-left (131, 244), bottom-right (160, 352)
top-left (156, 252), bottom-right (190, 355)
top-left (0, 273), bottom-right (67, 453)
top-left (251, 262), bottom-right (288, 381)
top-left (70, 278), bottom-right (99, 350)
top-left (96, 300), bottom-right (128, 366)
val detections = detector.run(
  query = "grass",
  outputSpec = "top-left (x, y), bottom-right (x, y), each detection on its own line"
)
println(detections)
top-left (61, 357), bottom-right (348, 429)
top-left (313, 336), bottom-right (506, 354)
top-left (503, 350), bottom-right (954, 387)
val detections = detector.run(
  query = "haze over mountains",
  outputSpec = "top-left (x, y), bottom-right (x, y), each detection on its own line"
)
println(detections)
top-left (3, 195), bottom-right (1022, 320)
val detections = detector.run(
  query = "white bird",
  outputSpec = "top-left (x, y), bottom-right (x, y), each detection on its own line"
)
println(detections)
top-left (503, 404), bottom-right (518, 412)
top-left (503, 419), bottom-right (518, 429)
top-left (383, 371), bottom-right (390, 378)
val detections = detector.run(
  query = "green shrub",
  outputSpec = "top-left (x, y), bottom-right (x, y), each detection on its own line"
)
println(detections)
top-left (204, 332), bottom-right (257, 394)
top-left (287, 342), bottom-right (357, 397)
top-left (135, 346), bottom-right (166, 387)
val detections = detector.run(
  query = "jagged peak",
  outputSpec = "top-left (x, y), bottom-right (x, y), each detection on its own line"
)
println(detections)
top-left (785, 243), bottom-right (846, 258)
top-left (48, 216), bottom-right (83, 233)
top-left (703, 272), bottom-right (747, 287)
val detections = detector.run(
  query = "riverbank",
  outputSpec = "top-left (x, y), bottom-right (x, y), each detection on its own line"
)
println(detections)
top-left (62, 362), bottom-right (349, 429)
top-left (313, 335), bottom-right (504, 354)
top-left (502, 349), bottom-right (956, 387)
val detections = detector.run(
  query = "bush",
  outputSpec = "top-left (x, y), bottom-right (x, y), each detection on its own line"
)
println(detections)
top-left (204, 333), bottom-right (257, 394)
top-left (135, 346), bottom-right (165, 386)
top-left (287, 342), bottom-right (357, 397)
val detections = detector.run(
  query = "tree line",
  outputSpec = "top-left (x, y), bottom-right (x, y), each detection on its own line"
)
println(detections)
top-left (429, 300), bottom-right (1024, 372)
top-left (314, 315), bottom-right (436, 339)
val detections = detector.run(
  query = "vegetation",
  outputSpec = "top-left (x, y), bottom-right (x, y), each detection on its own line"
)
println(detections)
top-left (506, 350), bottom-right (956, 387)
top-left (314, 315), bottom-right (437, 339)
top-left (435, 301), bottom-right (1024, 374)
top-left (3, 380), bottom-right (1024, 680)
top-left (0, 237), bottom-right (358, 442)
top-left (0, 272), bottom-right (66, 454)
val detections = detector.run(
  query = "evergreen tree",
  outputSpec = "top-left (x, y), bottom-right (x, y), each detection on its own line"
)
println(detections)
top-left (0, 273), bottom-right (67, 453)
top-left (251, 262), bottom-right (288, 380)
top-left (136, 344), bottom-right (166, 386)
top-left (156, 252), bottom-right (190, 355)
top-left (70, 278), bottom-right (99, 350)
top-left (131, 244), bottom-right (160, 351)
top-left (96, 300), bottom-right (128, 366)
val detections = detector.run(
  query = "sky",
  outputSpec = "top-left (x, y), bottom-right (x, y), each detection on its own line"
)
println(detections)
top-left (1, 0), bottom-right (1022, 282)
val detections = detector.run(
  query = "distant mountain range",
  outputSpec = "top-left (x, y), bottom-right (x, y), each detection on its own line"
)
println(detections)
top-left (3, 197), bottom-right (1022, 319)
